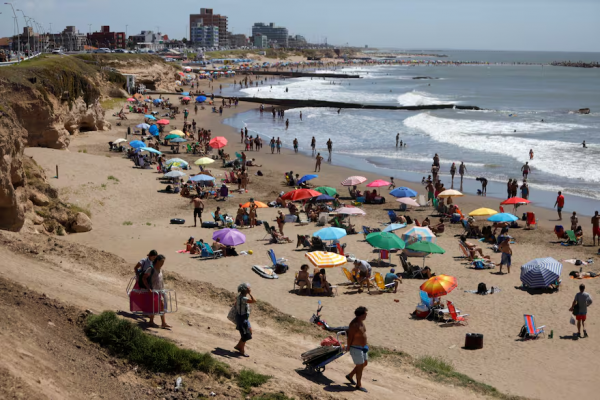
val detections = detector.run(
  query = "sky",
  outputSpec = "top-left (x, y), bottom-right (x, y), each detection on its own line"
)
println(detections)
top-left (1, 0), bottom-right (599, 52)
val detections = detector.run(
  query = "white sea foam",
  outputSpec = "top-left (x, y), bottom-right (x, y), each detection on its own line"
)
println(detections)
top-left (403, 113), bottom-right (599, 182)
top-left (397, 90), bottom-right (455, 106)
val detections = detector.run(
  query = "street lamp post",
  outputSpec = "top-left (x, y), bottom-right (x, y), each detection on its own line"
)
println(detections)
top-left (5, 2), bottom-right (20, 61)
top-left (16, 9), bottom-right (29, 55)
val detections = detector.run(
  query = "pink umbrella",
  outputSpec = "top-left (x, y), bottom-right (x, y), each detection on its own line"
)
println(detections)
top-left (182, 96), bottom-right (191, 101)
top-left (396, 197), bottom-right (420, 207)
top-left (156, 119), bottom-right (170, 125)
top-left (341, 176), bottom-right (367, 186)
top-left (366, 179), bottom-right (391, 187)
top-left (335, 207), bottom-right (366, 215)
top-left (127, 98), bottom-right (136, 102)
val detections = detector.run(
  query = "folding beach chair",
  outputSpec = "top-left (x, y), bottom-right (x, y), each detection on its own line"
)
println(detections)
top-left (262, 221), bottom-right (273, 240)
top-left (388, 210), bottom-right (399, 224)
top-left (523, 314), bottom-right (545, 339)
top-left (374, 272), bottom-right (395, 293)
top-left (565, 230), bottom-right (582, 245)
top-left (267, 249), bottom-right (288, 270)
top-left (342, 267), bottom-right (359, 286)
top-left (201, 243), bottom-right (223, 259)
top-left (446, 301), bottom-right (469, 325)
top-left (554, 225), bottom-right (565, 239)
top-left (418, 195), bottom-right (428, 207)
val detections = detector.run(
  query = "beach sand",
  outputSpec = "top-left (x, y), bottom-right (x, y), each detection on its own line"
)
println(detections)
top-left (21, 78), bottom-right (600, 399)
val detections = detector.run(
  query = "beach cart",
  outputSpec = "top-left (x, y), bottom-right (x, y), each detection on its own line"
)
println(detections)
top-left (301, 332), bottom-right (347, 374)
top-left (126, 277), bottom-right (178, 316)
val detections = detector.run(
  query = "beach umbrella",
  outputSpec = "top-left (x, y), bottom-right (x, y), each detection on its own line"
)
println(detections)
top-left (281, 188), bottom-right (321, 201)
top-left (178, 71), bottom-right (185, 76)
top-left (469, 208), bottom-right (498, 217)
top-left (148, 125), bottom-right (159, 136)
top-left (520, 257), bottom-right (562, 288)
top-left (297, 174), bottom-right (318, 185)
top-left (390, 187), bottom-right (418, 198)
top-left (182, 96), bottom-right (191, 101)
top-left (316, 194), bottom-right (335, 201)
top-left (153, 99), bottom-right (163, 104)
top-left (129, 140), bottom-right (146, 149)
top-left (196, 95), bottom-right (207, 103)
top-left (140, 147), bottom-right (162, 155)
top-left (170, 138), bottom-right (187, 143)
top-left (402, 227), bottom-right (436, 245)
top-left (366, 179), bottom-right (391, 188)
top-left (438, 189), bottom-right (463, 198)
top-left (127, 98), bottom-right (135, 102)
top-left (194, 157), bottom-right (215, 166)
top-left (366, 232), bottom-right (406, 250)
top-left (145, 115), bottom-right (157, 120)
top-left (165, 158), bottom-right (188, 167)
top-left (212, 228), bottom-right (246, 246)
top-left (165, 134), bottom-right (180, 140)
top-left (335, 207), bottom-right (366, 216)
top-left (156, 119), bottom-right (170, 125)
top-left (164, 171), bottom-right (186, 178)
top-left (169, 130), bottom-right (185, 136)
top-left (420, 275), bottom-right (457, 298)
top-left (181, 92), bottom-right (190, 96)
top-left (136, 123), bottom-right (151, 130)
top-left (113, 138), bottom-right (127, 144)
top-left (407, 241), bottom-right (445, 254)
top-left (241, 201), bottom-right (268, 208)
top-left (313, 227), bottom-right (347, 241)
top-left (144, 99), bottom-right (152, 102)
top-left (396, 197), bottom-right (420, 207)
top-left (305, 251), bottom-right (347, 268)
top-left (383, 223), bottom-right (407, 233)
top-left (315, 186), bottom-right (337, 196)
top-left (341, 176), bottom-right (367, 186)
top-left (209, 136), bottom-right (228, 149)
top-left (487, 213), bottom-right (519, 223)
top-left (189, 174), bottom-right (215, 182)
top-left (501, 197), bottom-right (531, 205)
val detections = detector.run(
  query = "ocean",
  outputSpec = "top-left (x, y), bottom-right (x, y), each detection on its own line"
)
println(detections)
top-left (223, 50), bottom-right (600, 214)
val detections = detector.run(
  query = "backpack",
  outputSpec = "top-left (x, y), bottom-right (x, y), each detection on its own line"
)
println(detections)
top-left (477, 282), bottom-right (487, 295)
top-left (404, 215), bottom-right (413, 224)
top-left (518, 325), bottom-right (527, 338)
top-left (137, 265), bottom-right (154, 290)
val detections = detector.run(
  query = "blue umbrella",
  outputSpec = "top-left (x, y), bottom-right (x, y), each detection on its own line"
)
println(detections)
top-left (316, 194), bottom-right (335, 201)
top-left (383, 223), bottom-right (407, 233)
top-left (313, 227), bottom-right (347, 241)
top-left (520, 257), bottom-right (562, 288)
top-left (189, 174), bottom-right (215, 182)
top-left (487, 213), bottom-right (518, 223)
top-left (196, 96), bottom-right (207, 103)
top-left (144, 99), bottom-right (152, 102)
top-left (170, 138), bottom-right (187, 143)
top-left (136, 123), bottom-right (150, 130)
top-left (140, 147), bottom-right (162, 155)
top-left (181, 92), bottom-right (190, 96)
top-left (390, 187), bottom-right (418, 198)
top-left (298, 174), bottom-right (318, 185)
top-left (144, 115), bottom-right (157, 120)
top-left (148, 125), bottom-right (159, 136)
top-left (129, 140), bottom-right (146, 149)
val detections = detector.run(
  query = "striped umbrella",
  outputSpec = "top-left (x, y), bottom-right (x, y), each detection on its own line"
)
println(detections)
top-left (520, 257), bottom-right (562, 288)
top-left (305, 251), bottom-right (347, 268)
top-left (401, 227), bottom-right (436, 245)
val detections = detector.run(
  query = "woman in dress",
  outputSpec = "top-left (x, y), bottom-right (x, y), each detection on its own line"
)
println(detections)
top-left (234, 283), bottom-right (256, 357)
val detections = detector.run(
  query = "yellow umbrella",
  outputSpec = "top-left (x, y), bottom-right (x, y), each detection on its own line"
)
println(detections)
top-left (469, 208), bottom-right (498, 217)
top-left (438, 189), bottom-right (463, 198)
top-left (169, 130), bottom-right (185, 137)
top-left (194, 157), bottom-right (215, 166)
top-left (305, 251), bottom-right (347, 268)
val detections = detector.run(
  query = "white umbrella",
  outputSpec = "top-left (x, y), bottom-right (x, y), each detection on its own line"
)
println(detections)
top-left (334, 207), bottom-right (366, 215)
top-left (438, 189), bottom-right (463, 198)
top-left (113, 138), bottom-right (127, 144)
top-left (396, 197), bottom-right (420, 207)
top-left (164, 171), bottom-right (186, 178)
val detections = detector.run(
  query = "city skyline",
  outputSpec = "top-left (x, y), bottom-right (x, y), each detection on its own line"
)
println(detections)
top-left (0, 0), bottom-right (599, 52)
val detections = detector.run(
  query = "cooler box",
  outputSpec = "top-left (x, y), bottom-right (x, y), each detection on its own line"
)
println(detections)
top-left (465, 333), bottom-right (484, 350)
top-left (414, 304), bottom-right (430, 319)
top-left (356, 196), bottom-right (365, 203)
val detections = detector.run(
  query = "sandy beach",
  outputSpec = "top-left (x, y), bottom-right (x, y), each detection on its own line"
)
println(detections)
top-left (14, 74), bottom-right (599, 399)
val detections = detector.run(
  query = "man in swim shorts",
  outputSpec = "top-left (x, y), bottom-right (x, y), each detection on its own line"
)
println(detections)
top-left (346, 306), bottom-right (369, 393)
top-left (191, 195), bottom-right (204, 227)
top-left (554, 191), bottom-right (565, 221)
top-left (499, 237), bottom-right (512, 274)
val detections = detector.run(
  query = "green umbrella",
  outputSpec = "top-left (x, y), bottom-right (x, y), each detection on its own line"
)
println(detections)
top-left (406, 241), bottom-right (445, 254)
top-left (366, 232), bottom-right (406, 250)
top-left (315, 186), bottom-right (337, 196)
top-left (165, 134), bottom-right (179, 140)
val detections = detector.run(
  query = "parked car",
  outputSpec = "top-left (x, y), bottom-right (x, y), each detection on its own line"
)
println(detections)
top-left (114, 49), bottom-right (128, 53)
top-left (93, 48), bottom-right (111, 53)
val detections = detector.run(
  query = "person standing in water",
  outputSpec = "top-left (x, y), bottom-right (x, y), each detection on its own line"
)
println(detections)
top-left (521, 162), bottom-right (531, 179)
top-left (285, 118), bottom-right (289, 130)
top-left (293, 138), bottom-right (298, 153)
top-left (299, 111), bottom-right (303, 121)
top-left (450, 163), bottom-right (457, 187)
top-left (310, 136), bottom-right (316, 156)
top-left (529, 149), bottom-right (534, 160)
top-left (459, 162), bottom-right (467, 186)
top-left (396, 133), bottom-right (399, 148)
top-left (326, 139), bottom-right (333, 162)
top-left (582, 141), bottom-right (587, 148)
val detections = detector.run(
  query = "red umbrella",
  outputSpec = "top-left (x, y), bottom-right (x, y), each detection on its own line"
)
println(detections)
top-left (281, 189), bottom-right (322, 201)
top-left (209, 137), bottom-right (228, 149)
top-left (156, 119), bottom-right (170, 125)
top-left (501, 197), bottom-right (530, 205)
top-left (182, 96), bottom-right (191, 101)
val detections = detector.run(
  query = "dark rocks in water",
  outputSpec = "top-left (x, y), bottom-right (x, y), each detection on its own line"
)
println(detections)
top-left (412, 77), bottom-right (439, 80)
top-left (576, 108), bottom-right (591, 115)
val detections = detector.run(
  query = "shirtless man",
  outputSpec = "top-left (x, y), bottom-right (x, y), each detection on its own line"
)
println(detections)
top-left (499, 237), bottom-right (512, 274)
top-left (346, 306), bottom-right (369, 393)
top-left (426, 181), bottom-right (435, 205)
top-left (521, 162), bottom-right (531, 179)
top-left (315, 153), bottom-right (323, 172)
top-left (459, 162), bottom-right (467, 186)
top-left (396, 133), bottom-right (399, 148)
top-left (592, 211), bottom-right (600, 246)
top-left (190, 195), bottom-right (204, 227)
top-left (571, 211), bottom-right (579, 231)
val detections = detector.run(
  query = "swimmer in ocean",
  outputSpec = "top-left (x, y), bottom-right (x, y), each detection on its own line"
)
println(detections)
top-left (529, 149), bottom-right (534, 160)
top-left (583, 140), bottom-right (587, 148)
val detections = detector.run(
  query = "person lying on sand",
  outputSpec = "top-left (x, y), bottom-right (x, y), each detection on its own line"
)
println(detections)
top-left (571, 271), bottom-right (599, 279)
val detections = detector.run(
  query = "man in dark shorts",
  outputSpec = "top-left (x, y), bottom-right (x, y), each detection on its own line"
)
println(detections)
top-left (592, 211), bottom-right (600, 246)
top-left (554, 191), bottom-right (565, 221)
top-left (190, 195), bottom-right (204, 227)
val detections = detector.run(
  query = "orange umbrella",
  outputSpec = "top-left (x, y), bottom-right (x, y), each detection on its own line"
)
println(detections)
top-left (420, 275), bottom-right (457, 298)
top-left (281, 188), bottom-right (321, 201)
top-left (209, 136), bottom-right (228, 149)
top-left (156, 119), bottom-right (170, 125)
top-left (241, 201), bottom-right (268, 208)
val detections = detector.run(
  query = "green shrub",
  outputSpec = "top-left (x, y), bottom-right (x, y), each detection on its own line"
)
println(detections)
top-left (108, 175), bottom-right (120, 183)
top-left (122, 221), bottom-right (133, 226)
top-left (252, 394), bottom-right (293, 400)
top-left (68, 204), bottom-right (91, 218)
top-left (237, 369), bottom-right (271, 393)
top-left (85, 311), bottom-right (231, 377)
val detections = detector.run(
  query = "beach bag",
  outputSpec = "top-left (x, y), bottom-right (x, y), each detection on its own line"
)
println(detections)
top-left (477, 282), bottom-right (487, 294)
top-left (575, 260), bottom-right (583, 266)
top-left (227, 298), bottom-right (238, 324)
top-left (518, 325), bottom-right (527, 338)
top-left (570, 315), bottom-right (576, 326)
top-left (473, 261), bottom-right (485, 270)
top-left (137, 266), bottom-right (154, 290)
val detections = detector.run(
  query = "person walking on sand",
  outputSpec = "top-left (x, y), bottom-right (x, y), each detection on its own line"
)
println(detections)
top-left (554, 191), bottom-right (565, 221)
top-left (388, 177), bottom-right (396, 190)
top-left (450, 162), bottom-right (456, 186)
top-left (270, 137), bottom-right (275, 154)
top-left (498, 237), bottom-right (512, 274)
top-left (521, 162), bottom-right (531, 179)
top-left (459, 162), bottom-right (467, 186)
top-left (592, 211), bottom-right (600, 246)
top-left (191, 195), bottom-right (204, 227)
top-left (570, 284), bottom-right (592, 339)
top-left (233, 283), bottom-right (256, 357)
top-left (315, 153), bottom-right (323, 172)
top-left (293, 138), bottom-right (299, 153)
top-left (326, 139), bottom-right (333, 162)
top-left (346, 306), bottom-right (369, 393)
top-left (276, 137), bottom-right (282, 154)
top-left (311, 137), bottom-right (316, 156)
top-left (134, 250), bottom-right (158, 275)
top-left (146, 255), bottom-right (171, 329)
top-left (396, 133), bottom-right (399, 148)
